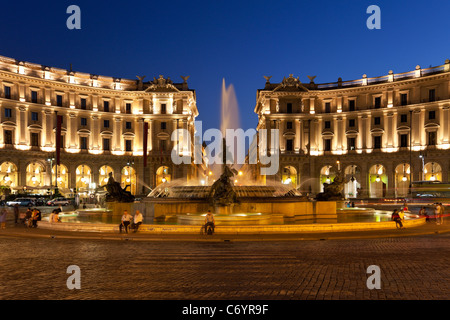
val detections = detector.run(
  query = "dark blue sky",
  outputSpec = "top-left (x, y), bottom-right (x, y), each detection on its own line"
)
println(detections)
top-left (1, 0), bottom-right (449, 133)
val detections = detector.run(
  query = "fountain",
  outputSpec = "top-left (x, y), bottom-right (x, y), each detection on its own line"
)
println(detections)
top-left (144, 79), bottom-right (314, 226)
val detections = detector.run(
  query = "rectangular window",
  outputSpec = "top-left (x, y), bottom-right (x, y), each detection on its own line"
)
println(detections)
top-left (30, 132), bottom-right (39, 147)
top-left (103, 138), bottom-right (110, 151)
top-left (56, 95), bottom-right (63, 107)
top-left (429, 89), bottom-right (436, 102)
top-left (429, 111), bottom-right (436, 120)
top-left (161, 122), bottom-right (167, 130)
top-left (125, 140), bottom-right (132, 152)
top-left (4, 130), bottom-right (12, 145)
top-left (161, 104), bottom-right (166, 114)
top-left (374, 117), bottom-right (381, 125)
top-left (400, 134), bottom-right (408, 148)
top-left (4, 86), bottom-right (11, 99)
top-left (125, 103), bottom-right (132, 114)
top-left (349, 119), bottom-right (355, 127)
top-left (31, 91), bottom-right (38, 103)
top-left (349, 100), bottom-right (355, 111)
top-left (400, 93), bottom-right (408, 106)
top-left (373, 136), bottom-right (381, 149)
top-left (80, 98), bottom-right (87, 109)
top-left (325, 102), bottom-right (331, 113)
top-left (400, 114), bottom-right (407, 123)
top-left (324, 121), bottom-right (331, 129)
top-left (103, 120), bottom-right (110, 128)
top-left (125, 121), bottom-right (132, 129)
top-left (286, 121), bottom-right (293, 130)
top-left (428, 132), bottom-right (437, 146)
top-left (348, 137), bottom-right (356, 150)
top-left (4, 108), bottom-right (12, 118)
top-left (103, 101), bottom-right (110, 112)
top-left (286, 139), bottom-right (293, 151)
top-left (81, 118), bottom-right (87, 126)
top-left (374, 97), bottom-right (381, 108)
top-left (31, 112), bottom-right (39, 121)
top-left (286, 103), bottom-right (293, 113)
top-left (80, 137), bottom-right (88, 150)
top-left (324, 139), bottom-right (331, 152)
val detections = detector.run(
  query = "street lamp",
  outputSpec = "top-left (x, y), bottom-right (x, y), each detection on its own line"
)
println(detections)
top-left (419, 153), bottom-right (425, 181)
top-left (47, 153), bottom-right (55, 197)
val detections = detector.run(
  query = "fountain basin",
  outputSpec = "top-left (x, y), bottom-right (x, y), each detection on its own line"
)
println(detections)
top-left (177, 212), bottom-right (273, 226)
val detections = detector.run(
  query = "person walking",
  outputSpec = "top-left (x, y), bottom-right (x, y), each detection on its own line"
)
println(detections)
top-left (13, 204), bottom-right (19, 225)
top-left (437, 203), bottom-right (445, 225)
top-left (419, 207), bottom-right (430, 222)
top-left (131, 210), bottom-right (143, 233)
top-left (392, 209), bottom-right (404, 229)
top-left (204, 210), bottom-right (215, 234)
top-left (0, 207), bottom-right (7, 229)
top-left (119, 210), bottom-right (133, 233)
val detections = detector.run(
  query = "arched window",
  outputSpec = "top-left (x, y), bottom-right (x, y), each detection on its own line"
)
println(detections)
top-left (156, 166), bottom-right (170, 186)
top-left (0, 162), bottom-right (18, 188)
top-left (99, 165), bottom-right (114, 186)
top-left (344, 165), bottom-right (361, 199)
top-left (52, 164), bottom-right (69, 189)
top-left (121, 166), bottom-right (136, 195)
top-left (424, 162), bottom-right (442, 182)
top-left (281, 166), bottom-right (297, 188)
top-left (75, 165), bottom-right (92, 193)
top-left (369, 164), bottom-right (387, 198)
top-left (26, 162), bottom-right (44, 187)
top-left (395, 163), bottom-right (410, 197)
top-left (319, 165), bottom-right (335, 192)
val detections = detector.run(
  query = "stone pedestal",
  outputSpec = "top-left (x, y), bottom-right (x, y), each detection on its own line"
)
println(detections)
top-left (215, 205), bottom-right (233, 215)
top-left (106, 202), bottom-right (134, 216)
top-left (314, 201), bottom-right (338, 222)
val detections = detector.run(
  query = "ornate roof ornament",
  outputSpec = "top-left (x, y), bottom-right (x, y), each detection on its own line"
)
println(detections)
top-left (273, 74), bottom-right (309, 92)
top-left (145, 75), bottom-right (179, 92)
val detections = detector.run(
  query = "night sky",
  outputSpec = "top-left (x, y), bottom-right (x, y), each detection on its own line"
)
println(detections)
top-left (1, 0), bottom-right (449, 134)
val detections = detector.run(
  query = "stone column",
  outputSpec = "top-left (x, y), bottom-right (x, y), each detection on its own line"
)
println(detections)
top-left (114, 117), bottom-right (122, 151)
top-left (17, 106), bottom-right (28, 146)
top-left (295, 119), bottom-right (301, 153)
top-left (69, 112), bottom-right (77, 148)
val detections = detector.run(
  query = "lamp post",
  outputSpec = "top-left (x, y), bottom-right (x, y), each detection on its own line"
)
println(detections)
top-left (409, 109), bottom-right (413, 195)
top-left (47, 153), bottom-right (55, 197)
top-left (419, 152), bottom-right (425, 181)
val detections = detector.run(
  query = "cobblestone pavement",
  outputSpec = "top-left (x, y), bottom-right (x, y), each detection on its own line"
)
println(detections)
top-left (0, 233), bottom-right (449, 300)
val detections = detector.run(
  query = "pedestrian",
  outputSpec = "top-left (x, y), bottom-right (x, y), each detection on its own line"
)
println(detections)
top-left (0, 207), bottom-right (7, 229)
top-left (13, 203), bottom-right (19, 224)
top-left (32, 208), bottom-right (41, 228)
top-left (392, 209), bottom-right (404, 229)
top-left (54, 210), bottom-right (61, 223)
top-left (438, 203), bottom-right (444, 225)
top-left (119, 210), bottom-right (133, 233)
top-left (399, 208), bottom-right (405, 222)
top-left (435, 203), bottom-right (441, 225)
top-left (131, 210), bottom-right (143, 233)
top-left (419, 207), bottom-right (430, 222)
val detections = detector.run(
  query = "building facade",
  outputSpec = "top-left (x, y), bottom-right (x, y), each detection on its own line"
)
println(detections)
top-left (254, 60), bottom-right (450, 198)
top-left (0, 55), bottom-right (198, 198)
